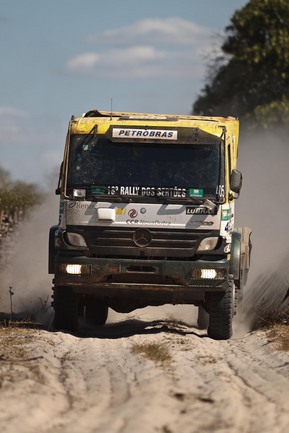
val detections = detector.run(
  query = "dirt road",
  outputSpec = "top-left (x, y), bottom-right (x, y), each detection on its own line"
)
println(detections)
top-left (1, 308), bottom-right (289, 433)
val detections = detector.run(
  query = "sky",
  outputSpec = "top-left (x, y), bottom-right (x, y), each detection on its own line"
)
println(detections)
top-left (0, 0), bottom-right (248, 186)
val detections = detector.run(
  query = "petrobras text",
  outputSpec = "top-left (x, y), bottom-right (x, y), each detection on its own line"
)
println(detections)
top-left (112, 128), bottom-right (178, 140)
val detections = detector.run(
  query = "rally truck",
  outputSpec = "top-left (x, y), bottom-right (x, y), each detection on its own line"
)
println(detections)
top-left (49, 109), bottom-right (252, 340)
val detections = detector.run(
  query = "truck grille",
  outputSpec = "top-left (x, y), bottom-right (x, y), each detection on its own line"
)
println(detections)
top-left (67, 226), bottom-right (217, 258)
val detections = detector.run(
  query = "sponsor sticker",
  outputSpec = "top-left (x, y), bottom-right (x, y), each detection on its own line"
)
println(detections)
top-left (221, 208), bottom-right (231, 221)
top-left (67, 201), bottom-right (95, 210)
top-left (186, 207), bottom-right (217, 215)
top-left (128, 209), bottom-right (138, 218)
top-left (189, 188), bottom-right (204, 198)
top-left (126, 220), bottom-right (171, 226)
top-left (112, 128), bottom-right (177, 140)
top-left (91, 186), bottom-right (106, 194)
top-left (59, 200), bottom-right (64, 214)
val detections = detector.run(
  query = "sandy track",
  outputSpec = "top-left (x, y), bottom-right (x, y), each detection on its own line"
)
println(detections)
top-left (1, 315), bottom-right (289, 433)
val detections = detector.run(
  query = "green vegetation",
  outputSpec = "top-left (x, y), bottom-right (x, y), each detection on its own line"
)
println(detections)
top-left (192, 0), bottom-right (289, 131)
top-left (0, 167), bottom-right (42, 237)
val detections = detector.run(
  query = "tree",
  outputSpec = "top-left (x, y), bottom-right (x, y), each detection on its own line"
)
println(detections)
top-left (192, 0), bottom-right (289, 130)
top-left (0, 168), bottom-right (42, 235)
top-left (0, 167), bottom-right (11, 187)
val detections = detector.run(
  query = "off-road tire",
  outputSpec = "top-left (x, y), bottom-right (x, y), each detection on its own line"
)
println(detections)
top-left (85, 297), bottom-right (108, 326)
top-left (53, 285), bottom-right (78, 332)
top-left (207, 282), bottom-right (234, 340)
top-left (197, 303), bottom-right (209, 330)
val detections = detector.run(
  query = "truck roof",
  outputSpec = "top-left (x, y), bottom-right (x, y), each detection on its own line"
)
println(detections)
top-left (69, 109), bottom-right (239, 139)
top-left (82, 109), bottom-right (237, 122)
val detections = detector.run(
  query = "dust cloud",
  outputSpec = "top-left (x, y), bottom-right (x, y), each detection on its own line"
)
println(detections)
top-left (1, 130), bottom-right (289, 331)
top-left (0, 193), bottom-right (58, 325)
top-left (236, 129), bottom-right (289, 329)
top-left (129, 129), bottom-right (289, 331)
top-left (107, 304), bottom-right (197, 327)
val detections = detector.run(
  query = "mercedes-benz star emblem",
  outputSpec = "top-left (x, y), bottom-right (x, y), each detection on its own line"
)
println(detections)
top-left (133, 228), bottom-right (152, 247)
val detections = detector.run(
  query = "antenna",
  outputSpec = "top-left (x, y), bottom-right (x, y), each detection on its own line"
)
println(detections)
top-left (110, 98), bottom-right (113, 120)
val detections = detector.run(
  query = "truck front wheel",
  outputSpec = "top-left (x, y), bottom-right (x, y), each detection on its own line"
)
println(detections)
top-left (85, 297), bottom-right (108, 326)
top-left (197, 303), bottom-right (209, 330)
top-left (207, 282), bottom-right (234, 340)
top-left (53, 285), bottom-right (78, 332)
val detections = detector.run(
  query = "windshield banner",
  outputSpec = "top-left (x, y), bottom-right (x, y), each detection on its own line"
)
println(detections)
top-left (90, 185), bottom-right (206, 198)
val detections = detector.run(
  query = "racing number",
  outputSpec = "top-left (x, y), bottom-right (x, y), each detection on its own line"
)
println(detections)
top-left (216, 185), bottom-right (225, 198)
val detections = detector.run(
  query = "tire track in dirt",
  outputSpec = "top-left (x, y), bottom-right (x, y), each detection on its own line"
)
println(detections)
top-left (1, 321), bottom-right (289, 433)
top-left (225, 332), bottom-right (289, 432)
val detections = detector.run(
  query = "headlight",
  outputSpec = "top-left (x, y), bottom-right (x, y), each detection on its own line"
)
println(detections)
top-left (197, 237), bottom-right (218, 252)
top-left (66, 232), bottom-right (87, 247)
top-left (73, 189), bottom-right (86, 198)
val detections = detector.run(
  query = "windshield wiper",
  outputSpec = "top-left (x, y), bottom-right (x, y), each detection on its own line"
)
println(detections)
top-left (161, 196), bottom-right (218, 210)
top-left (160, 196), bottom-right (203, 204)
top-left (87, 193), bottom-right (134, 203)
top-left (202, 199), bottom-right (218, 211)
top-left (74, 125), bottom-right (97, 156)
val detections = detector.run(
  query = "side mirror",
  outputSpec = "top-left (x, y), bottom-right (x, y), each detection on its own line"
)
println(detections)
top-left (230, 169), bottom-right (242, 196)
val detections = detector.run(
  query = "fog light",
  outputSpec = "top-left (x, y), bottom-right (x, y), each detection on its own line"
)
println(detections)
top-left (201, 269), bottom-right (217, 279)
top-left (59, 264), bottom-right (91, 275)
top-left (66, 264), bottom-right (82, 274)
top-left (192, 268), bottom-right (227, 280)
top-left (192, 268), bottom-right (218, 279)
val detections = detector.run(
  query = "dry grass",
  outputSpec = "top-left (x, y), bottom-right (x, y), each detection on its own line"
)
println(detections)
top-left (248, 306), bottom-right (289, 351)
top-left (0, 325), bottom-right (36, 359)
top-left (0, 321), bottom-right (43, 366)
top-left (131, 342), bottom-right (172, 365)
top-left (266, 323), bottom-right (289, 351)
top-left (250, 303), bottom-right (289, 351)
top-left (0, 324), bottom-right (45, 389)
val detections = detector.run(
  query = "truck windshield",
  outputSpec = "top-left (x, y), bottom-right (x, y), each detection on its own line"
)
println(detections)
top-left (66, 135), bottom-right (224, 201)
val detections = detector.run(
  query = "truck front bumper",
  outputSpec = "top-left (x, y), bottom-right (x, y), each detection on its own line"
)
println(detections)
top-left (53, 255), bottom-right (231, 303)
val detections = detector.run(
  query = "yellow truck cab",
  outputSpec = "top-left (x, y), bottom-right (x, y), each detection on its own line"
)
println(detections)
top-left (49, 109), bottom-right (252, 339)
